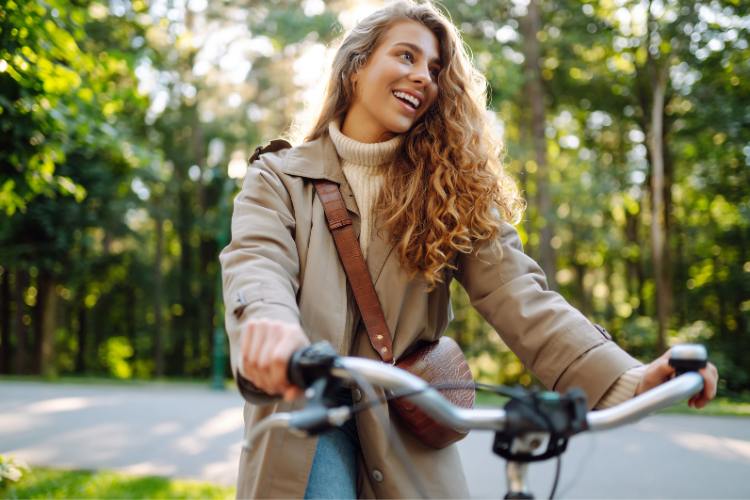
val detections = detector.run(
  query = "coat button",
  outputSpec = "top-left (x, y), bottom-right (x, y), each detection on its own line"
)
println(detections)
top-left (371, 469), bottom-right (383, 482)
top-left (352, 388), bottom-right (362, 403)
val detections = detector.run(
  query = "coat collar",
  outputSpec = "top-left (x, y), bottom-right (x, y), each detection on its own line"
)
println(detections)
top-left (278, 134), bottom-right (361, 219)
top-left (279, 134), bottom-right (345, 185)
top-left (279, 134), bottom-right (394, 284)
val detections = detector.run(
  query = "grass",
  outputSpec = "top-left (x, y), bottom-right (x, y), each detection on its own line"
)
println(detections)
top-left (1, 468), bottom-right (235, 499)
top-left (657, 396), bottom-right (750, 417)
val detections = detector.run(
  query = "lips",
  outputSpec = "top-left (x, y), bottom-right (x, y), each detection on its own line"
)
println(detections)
top-left (392, 90), bottom-right (421, 110)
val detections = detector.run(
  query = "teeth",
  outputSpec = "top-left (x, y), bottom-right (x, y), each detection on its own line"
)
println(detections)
top-left (393, 91), bottom-right (420, 109)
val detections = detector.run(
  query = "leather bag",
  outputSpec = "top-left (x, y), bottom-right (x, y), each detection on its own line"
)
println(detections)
top-left (313, 180), bottom-right (475, 449)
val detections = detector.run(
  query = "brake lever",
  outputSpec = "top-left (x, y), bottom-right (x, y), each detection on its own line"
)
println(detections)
top-left (287, 341), bottom-right (340, 388)
top-left (289, 368), bottom-right (353, 436)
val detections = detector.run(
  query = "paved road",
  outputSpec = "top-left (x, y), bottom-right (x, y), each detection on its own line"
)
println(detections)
top-left (1, 381), bottom-right (748, 498)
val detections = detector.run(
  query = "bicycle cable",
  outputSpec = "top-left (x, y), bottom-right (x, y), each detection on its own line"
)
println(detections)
top-left (337, 378), bottom-right (564, 499)
top-left (338, 363), bottom-right (430, 499)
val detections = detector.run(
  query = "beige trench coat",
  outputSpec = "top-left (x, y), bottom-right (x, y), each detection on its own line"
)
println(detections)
top-left (220, 134), bottom-right (640, 499)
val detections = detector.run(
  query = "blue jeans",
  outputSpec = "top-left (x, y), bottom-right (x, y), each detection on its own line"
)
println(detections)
top-left (304, 392), bottom-right (359, 499)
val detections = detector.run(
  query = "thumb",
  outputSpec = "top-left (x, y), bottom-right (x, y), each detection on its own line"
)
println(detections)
top-left (637, 351), bottom-right (676, 395)
top-left (652, 355), bottom-right (676, 379)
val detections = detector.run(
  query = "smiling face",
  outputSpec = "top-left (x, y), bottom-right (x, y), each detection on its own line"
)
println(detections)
top-left (341, 20), bottom-right (442, 143)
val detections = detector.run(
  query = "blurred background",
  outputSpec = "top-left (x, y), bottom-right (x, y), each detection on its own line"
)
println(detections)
top-left (0, 0), bottom-right (748, 398)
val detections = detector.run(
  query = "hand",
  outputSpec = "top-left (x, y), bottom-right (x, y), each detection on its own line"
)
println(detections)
top-left (635, 348), bottom-right (719, 409)
top-left (239, 318), bottom-right (310, 402)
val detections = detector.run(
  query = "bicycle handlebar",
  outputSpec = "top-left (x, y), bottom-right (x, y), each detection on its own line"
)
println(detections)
top-left (333, 356), bottom-right (704, 432)
top-left (242, 343), bottom-right (707, 447)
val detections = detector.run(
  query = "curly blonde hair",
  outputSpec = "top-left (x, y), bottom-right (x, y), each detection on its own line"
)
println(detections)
top-left (306, 0), bottom-right (525, 287)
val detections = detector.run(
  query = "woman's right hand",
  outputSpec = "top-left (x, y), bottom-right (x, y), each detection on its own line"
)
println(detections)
top-left (238, 319), bottom-right (310, 402)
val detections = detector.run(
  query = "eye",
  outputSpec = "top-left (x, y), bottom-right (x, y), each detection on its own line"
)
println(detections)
top-left (399, 50), bottom-right (415, 63)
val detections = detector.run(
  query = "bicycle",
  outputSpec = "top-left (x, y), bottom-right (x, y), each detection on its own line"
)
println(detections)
top-left (240, 342), bottom-right (707, 499)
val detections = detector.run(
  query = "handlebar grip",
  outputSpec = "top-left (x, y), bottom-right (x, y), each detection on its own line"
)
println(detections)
top-left (669, 344), bottom-right (708, 375)
top-left (235, 342), bottom-right (338, 405)
top-left (287, 341), bottom-right (339, 389)
top-left (235, 370), bottom-right (280, 405)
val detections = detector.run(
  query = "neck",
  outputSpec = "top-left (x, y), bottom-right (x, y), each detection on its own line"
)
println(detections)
top-left (341, 109), bottom-right (396, 143)
top-left (328, 120), bottom-right (402, 167)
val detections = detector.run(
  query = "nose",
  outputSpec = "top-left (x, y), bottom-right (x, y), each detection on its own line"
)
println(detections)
top-left (408, 62), bottom-right (432, 85)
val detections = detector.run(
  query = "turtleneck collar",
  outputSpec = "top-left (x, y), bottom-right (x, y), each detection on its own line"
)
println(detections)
top-left (328, 120), bottom-right (403, 167)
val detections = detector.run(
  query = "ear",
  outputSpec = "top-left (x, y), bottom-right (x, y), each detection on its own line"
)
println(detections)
top-left (342, 71), bottom-right (357, 88)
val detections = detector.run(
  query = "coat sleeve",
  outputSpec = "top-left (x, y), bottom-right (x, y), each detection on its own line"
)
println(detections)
top-left (455, 220), bottom-right (640, 408)
top-left (219, 153), bottom-right (303, 377)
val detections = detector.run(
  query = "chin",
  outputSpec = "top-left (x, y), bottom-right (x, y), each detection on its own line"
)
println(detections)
top-left (384, 116), bottom-right (416, 135)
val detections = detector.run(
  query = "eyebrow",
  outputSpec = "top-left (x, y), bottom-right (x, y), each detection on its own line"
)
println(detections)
top-left (392, 42), bottom-right (442, 66)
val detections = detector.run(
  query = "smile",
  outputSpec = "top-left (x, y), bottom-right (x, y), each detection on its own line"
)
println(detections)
top-left (392, 90), bottom-right (421, 109)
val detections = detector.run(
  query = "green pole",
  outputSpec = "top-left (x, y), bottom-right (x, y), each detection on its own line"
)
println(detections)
top-left (211, 178), bottom-right (233, 390)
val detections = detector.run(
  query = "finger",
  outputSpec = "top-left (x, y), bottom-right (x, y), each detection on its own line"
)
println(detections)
top-left (267, 330), bottom-right (293, 395)
top-left (704, 363), bottom-right (718, 399)
top-left (698, 364), bottom-right (718, 403)
top-left (239, 322), bottom-right (257, 380)
top-left (283, 386), bottom-right (304, 402)
top-left (250, 321), bottom-right (274, 393)
top-left (638, 355), bottom-right (676, 395)
top-left (257, 322), bottom-right (280, 385)
top-left (280, 328), bottom-right (309, 382)
top-left (654, 355), bottom-right (676, 380)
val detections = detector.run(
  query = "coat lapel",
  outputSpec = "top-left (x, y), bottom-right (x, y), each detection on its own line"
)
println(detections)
top-left (367, 213), bottom-right (396, 285)
top-left (279, 135), bottom-right (360, 218)
top-left (277, 133), bottom-right (404, 277)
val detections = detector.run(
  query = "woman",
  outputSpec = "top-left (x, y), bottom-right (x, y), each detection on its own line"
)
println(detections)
top-left (220, 1), bottom-right (718, 498)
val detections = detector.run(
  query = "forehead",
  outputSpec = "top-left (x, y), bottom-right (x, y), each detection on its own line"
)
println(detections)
top-left (377, 20), bottom-right (441, 63)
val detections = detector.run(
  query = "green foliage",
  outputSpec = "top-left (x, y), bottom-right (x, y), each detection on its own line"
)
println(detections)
top-left (0, 454), bottom-right (29, 485)
top-left (2, 468), bottom-right (233, 499)
top-left (0, 1), bottom-right (748, 396)
top-left (98, 337), bottom-right (134, 379)
top-left (439, 0), bottom-right (750, 393)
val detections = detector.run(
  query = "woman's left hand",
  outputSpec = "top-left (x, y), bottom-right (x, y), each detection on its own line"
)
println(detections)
top-left (634, 349), bottom-right (719, 408)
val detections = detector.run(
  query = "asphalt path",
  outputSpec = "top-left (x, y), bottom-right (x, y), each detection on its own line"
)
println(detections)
top-left (1, 381), bottom-right (748, 498)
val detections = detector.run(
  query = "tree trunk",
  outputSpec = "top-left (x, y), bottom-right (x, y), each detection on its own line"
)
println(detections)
top-left (172, 184), bottom-right (191, 376)
top-left (13, 269), bottom-right (30, 374)
top-left (569, 225), bottom-right (590, 316)
top-left (33, 270), bottom-right (57, 376)
top-left (624, 208), bottom-right (646, 315)
top-left (154, 207), bottom-right (165, 378)
top-left (0, 267), bottom-right (12, 374)
top-left (674, 225), bottom-right (687, 325)
top-left (200, 237), bottom-right (216, 376)
top-left (648, 62), bottom-right (670, 354)
top-left (520, 0), bottom-right (557, 289)
top-left (662, 133), bottom-right (675, 327)
top-left (75, 303), bottom-right (87, 373)
top-left (126, 283), bottom-right (137, 362)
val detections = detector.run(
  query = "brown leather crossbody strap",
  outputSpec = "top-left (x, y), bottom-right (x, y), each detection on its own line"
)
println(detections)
top-left (313, 180), bottom-right (394, 363)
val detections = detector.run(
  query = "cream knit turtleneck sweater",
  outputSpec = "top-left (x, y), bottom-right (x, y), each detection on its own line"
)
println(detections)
top-left (326, 120), bottom-right (643, 409)
top-left (328, 120), bottom-right (402, 259)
